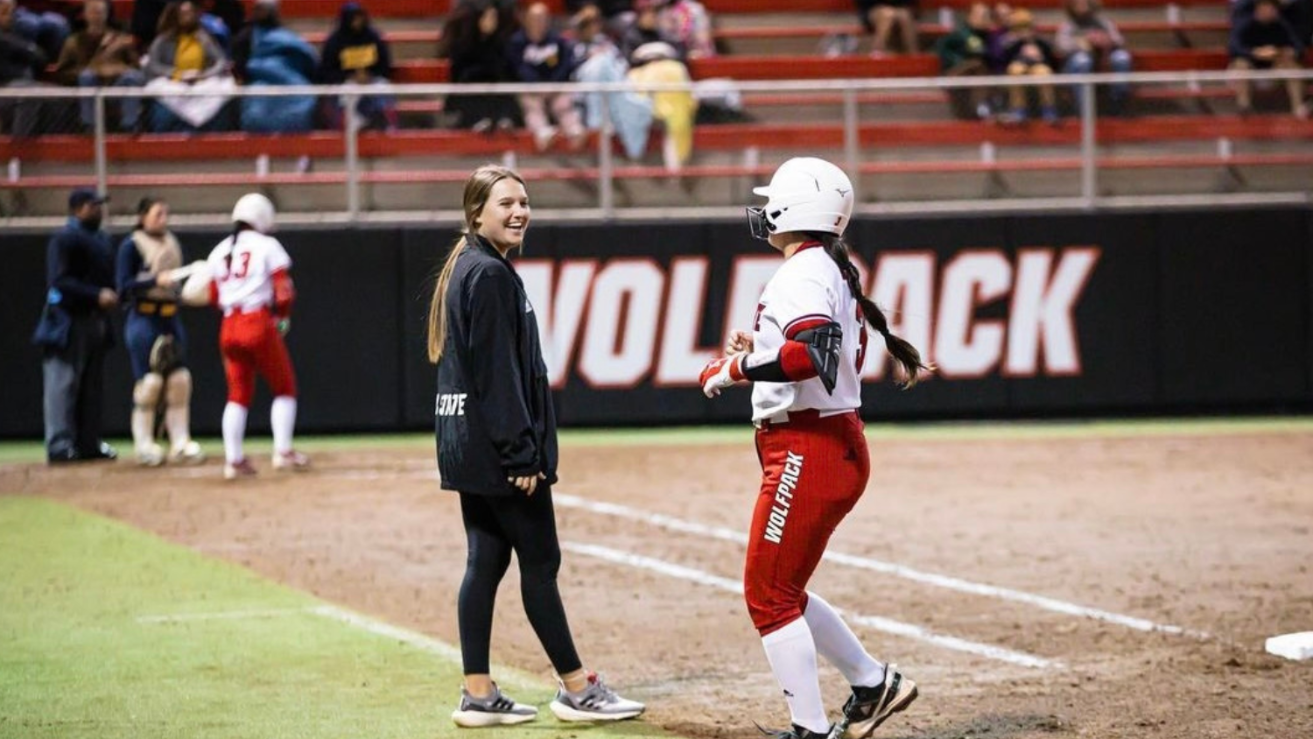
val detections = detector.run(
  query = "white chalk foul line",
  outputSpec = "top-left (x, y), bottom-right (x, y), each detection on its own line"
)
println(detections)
top-left (554, 493), bottom-right (1206, 639)
top-left (308, 605), bottom-right (544, 688)
top-left (136, 607), bottom-right (313, 623)
top-left (562, 541), bottom-right (1060, 670)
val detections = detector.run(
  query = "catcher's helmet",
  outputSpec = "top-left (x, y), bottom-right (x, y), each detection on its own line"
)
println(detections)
top-left (231, 193), bottom-right (276, 234)
top-left (747, 157), bottom-right (854, 241)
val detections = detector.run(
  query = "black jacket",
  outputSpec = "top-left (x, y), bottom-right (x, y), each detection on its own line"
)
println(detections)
top-left (435, 235), bottom-right (558, 496)
top-left (33, 217), bottom-right (116, 351)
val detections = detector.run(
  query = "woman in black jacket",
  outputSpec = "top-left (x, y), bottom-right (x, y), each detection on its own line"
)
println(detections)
top-left (426, 164), bottom-right (646, 728)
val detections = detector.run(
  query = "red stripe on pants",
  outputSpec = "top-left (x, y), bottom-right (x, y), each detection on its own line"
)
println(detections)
top-left (744, 411), bottom-right (870, 636)
top-left (219, 309), bottom-right (297, 406)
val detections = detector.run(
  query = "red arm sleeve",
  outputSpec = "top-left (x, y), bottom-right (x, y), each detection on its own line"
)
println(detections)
top-left (271, 269), bottom-right (295, 317)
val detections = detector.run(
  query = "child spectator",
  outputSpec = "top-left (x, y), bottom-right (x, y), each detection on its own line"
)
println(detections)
top-left (319, 2), bottom-right (397, 130)
top-left (508, 2), bottom-right (585, 150)
top-left (1229, 0), bottom-right (1308, 117)
top-left (1000, 8), bottom-right (1060, 124)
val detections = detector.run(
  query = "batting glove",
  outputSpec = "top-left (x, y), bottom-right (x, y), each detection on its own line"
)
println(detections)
top-left (699, 354), bottom-right (746, 398)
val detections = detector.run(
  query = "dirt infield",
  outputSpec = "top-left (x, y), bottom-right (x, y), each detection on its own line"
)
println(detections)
top-left (5, 428), bottom-right (1313, 739)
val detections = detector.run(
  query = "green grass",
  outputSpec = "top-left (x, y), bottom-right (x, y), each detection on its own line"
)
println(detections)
top-left (4, 416), bottom-right (1313, 465)
top-left (0, 497), bottom-right (670, 739)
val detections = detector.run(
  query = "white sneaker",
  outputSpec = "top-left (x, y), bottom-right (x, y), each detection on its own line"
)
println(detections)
top-left (272, 450), bottom-right (310, 472)
top-left (549, 672), bottom-right (644, 722)
top-left (136, 442), bottom-right (165, 467)
top-left (170, 441), bottom-right (206, 465)
top-left (451, 683), bottom-right (538, 728)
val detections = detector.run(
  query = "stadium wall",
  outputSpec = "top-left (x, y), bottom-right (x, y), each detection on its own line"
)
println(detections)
top-left (2, 207), bottom-right (1310, 438)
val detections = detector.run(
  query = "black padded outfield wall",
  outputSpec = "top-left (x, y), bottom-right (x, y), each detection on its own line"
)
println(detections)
top-left (2, 208), bottom-right (1310, 438)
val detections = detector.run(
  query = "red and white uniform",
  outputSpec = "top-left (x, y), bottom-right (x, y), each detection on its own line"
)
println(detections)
top-left (206, 232), bottom-right (297, 406)
top-left (743, 242), bottom-right (871, 636)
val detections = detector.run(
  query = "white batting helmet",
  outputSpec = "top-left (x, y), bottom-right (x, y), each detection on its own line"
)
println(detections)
top-left (231, 193), bottom-right (276, 234)
top-left (747, 157), bottom-right (854, 240)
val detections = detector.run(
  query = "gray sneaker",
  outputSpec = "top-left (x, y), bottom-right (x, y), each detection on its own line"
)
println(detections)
top-left (451, 683), bottom-right (538, 728)
top-left (548, 671), bottom-right (645, 722)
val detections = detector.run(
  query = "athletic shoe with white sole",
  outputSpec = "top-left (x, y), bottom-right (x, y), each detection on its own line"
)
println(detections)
top-left (549, 672), bottom-right (644, 722)
top-left (223, 458), bottom-right (257, 480)
top-left (272, 449), bottom-right (310, 472)
top-left (170, 441), bottom-right (206, 465)
top-left (451, 684), bottom-right (537, 728)
top-left (838, 666), bottom-right (918, 739)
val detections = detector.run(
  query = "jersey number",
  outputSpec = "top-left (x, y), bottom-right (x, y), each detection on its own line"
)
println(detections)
top-left (231, 251), bottom-right (253, 279)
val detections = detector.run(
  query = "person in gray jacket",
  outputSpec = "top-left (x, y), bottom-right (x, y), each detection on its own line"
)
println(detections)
top-left (144, 0), bottom-right (231, 130)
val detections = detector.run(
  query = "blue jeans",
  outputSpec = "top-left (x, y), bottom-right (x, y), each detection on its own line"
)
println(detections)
top-left (13, 7), bottom-right (69, 58)
top-left (78, 69), bottom-right (146, 131)
top-left (1064, 48), bottom-right (1133, 111)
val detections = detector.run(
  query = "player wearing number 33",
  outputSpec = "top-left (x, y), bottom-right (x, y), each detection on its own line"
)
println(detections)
top-left (182, 193), bottom-right (309, 480)
top-left (699, 158), bottom-right (929, 739)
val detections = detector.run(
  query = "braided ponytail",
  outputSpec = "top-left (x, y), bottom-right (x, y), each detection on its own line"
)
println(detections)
top-left (816, 233), bottom-right (929, 388)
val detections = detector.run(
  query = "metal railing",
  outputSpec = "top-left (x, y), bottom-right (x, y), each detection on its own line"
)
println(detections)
top-left (2, 68), bottom-right (1311, 229)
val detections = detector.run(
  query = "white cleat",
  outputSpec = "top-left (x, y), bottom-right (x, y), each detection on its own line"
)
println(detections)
top-left (170, 441), bottom-right (206, 465)
top-left (272, 450), bottom-right (310, 472)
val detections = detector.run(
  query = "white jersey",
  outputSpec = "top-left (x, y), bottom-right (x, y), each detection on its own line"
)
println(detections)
top-left (750, 244), bottom-right (867, 423)
top-left (206, 231), bottom-right (292, 314)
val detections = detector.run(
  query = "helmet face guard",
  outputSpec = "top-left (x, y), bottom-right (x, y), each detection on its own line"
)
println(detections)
top-left (746, 206), bottom-right (774, 241)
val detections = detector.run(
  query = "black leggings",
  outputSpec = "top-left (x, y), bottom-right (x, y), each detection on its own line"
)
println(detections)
top-left (457, 487), bottom-right (582, 676)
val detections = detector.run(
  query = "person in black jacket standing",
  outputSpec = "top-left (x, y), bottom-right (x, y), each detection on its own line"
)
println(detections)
top-left (33, 188), bottom-right (119, 464)
top-left (427, 164), bottom-right (645, 728)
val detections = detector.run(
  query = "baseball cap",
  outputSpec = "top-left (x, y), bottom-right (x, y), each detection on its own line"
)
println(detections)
top-left (68, 187), bottom-right (109, 210)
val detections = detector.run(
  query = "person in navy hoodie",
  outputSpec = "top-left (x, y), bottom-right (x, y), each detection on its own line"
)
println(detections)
top-left (507, 2), bottom-right (586, 150)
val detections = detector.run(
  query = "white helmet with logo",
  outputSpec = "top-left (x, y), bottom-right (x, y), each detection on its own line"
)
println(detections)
top-left (747, 157), bottom-right (854, 240)
top-left (231, 193), bottom-right (276, 234)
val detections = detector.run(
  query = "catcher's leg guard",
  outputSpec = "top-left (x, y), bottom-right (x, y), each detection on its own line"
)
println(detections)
top-left (132, 373), bottom-right (165, 466)
top-left (164, 368), bottom-right (204, 464)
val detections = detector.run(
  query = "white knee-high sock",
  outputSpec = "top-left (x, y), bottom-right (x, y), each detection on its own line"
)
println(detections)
top-left (761, 618), bottom-right (829, 734)
top-left (222, 402), bottom-right (248, 464)
top-left (803, 592), bottom-right (886, 688)
top-left (270, 396), bottom-right (297, 454)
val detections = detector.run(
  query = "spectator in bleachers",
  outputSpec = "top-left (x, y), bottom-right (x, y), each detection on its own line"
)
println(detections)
top-left (570, 3), bottom-right (653, 159)
top-left (319, 2), bottom-right (397, 130)
top-left (232, 0), bottom-right (318, 132)
top-left (1057, 0), bottom-right (1132, 115)
top-left (509, 3), bottom-right (585, 150)
top-left (53, 0), bottom-right (143, 132)
top-left (143, 1), bottom-right (235, 131)
top-left (621, 0), bottom-right (686, 63)
top-left (856, 0), bottom-right (919, 57)
top-left (626, 38), bottom-right (696, 172)
top-left (1232, 0), bottom-right (1312, 48)
top-left (1229, 0), bottom-right (1308, 118)
top-left (442, 0), bottom-right (519, 131)
top-left (568, 0), bottom-right (634, 39)
top-left (134, 0), bottom-right (242, 54)
top-left (1000, 8), bottom-right (1060, 124)
top-left (11, 0), bottom-right (68, 59)
top-left (0, 0), bottom-right (47, 137)
top-left (659, 0), bottom-right (715, 59)
top-left (935, 2), bottom-right (1001, 119)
